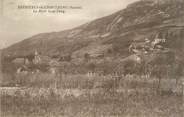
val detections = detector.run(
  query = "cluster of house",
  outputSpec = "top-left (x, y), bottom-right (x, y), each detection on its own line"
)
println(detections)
top-left (11, 50), bottom-right (41, 65)
top-left (129, 34), bottom-right (167, 55)
top-left (9, 50), bottom-right (41, 74)
top-left (13, 51), bottom-right (75, 75)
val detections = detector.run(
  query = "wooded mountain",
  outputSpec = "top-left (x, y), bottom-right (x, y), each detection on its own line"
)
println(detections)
top-left (2, 0), bottom-right (184, 62)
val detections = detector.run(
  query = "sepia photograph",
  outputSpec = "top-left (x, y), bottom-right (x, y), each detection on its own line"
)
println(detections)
top-left (0, 0), bottom-right (184, 117)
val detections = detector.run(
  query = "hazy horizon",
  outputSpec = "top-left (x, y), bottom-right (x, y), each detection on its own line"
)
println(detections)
top-left (0, 0), bottom-right (139, 49)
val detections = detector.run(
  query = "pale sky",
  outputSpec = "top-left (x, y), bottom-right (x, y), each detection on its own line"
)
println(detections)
top-left (0, 0), bottom-right (139, 49)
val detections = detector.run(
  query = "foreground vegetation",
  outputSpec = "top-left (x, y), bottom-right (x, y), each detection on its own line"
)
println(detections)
top-left (1, 87), bottom-right (183, 117)
top-left (0, 73), bottom-right (184, 117)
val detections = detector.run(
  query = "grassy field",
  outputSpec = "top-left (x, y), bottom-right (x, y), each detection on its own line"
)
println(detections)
top-left (0, 73), bottom-right (184, 117)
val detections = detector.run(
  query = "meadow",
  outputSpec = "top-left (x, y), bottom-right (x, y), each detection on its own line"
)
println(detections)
top-left (0, 73), bottom-right (183, 117)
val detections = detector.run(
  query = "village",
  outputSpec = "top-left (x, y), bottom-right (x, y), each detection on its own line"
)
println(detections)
top-left (6, 32), bottom-right (168, 77)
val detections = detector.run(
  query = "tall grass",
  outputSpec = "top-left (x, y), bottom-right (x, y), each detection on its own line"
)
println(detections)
top-left (9, 73), bottom-right (182, 94)
top-left (1, 87), bottom-right (183, 117)
top-left (1, 72), bottom-right (183, 117)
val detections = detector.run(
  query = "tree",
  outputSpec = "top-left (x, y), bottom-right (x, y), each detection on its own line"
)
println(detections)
top-left (123, 60), bottom-right (137, 76)
top-left (169, 61), bottom-right (183, 85)
top-left (87, 63), bottom-right (96, 72)
top-left (151, 65), bottom-right (167, 90)
top-left (107, 48), bottom-right (113, 54)
top-left (84, 53), bottom-right (90, 62)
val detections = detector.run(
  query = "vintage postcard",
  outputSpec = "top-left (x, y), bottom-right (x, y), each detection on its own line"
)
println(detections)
top-left (0, 0), bottom-right (184, 117)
